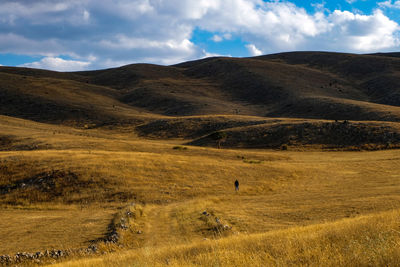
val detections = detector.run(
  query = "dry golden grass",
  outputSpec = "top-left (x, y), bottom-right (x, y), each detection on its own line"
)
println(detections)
top-left (0, 205), bottom-right (115, 254)
top-left (52, 209), bottom-right (400, 267)
top-left (1, 114), bottom-right (400, 265)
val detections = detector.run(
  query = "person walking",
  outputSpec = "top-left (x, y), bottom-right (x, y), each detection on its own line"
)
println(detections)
top-left (234, 179), bottom-right (239, 192)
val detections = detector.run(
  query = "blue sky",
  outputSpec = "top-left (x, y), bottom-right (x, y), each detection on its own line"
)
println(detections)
top-left (0, 0), bottom-right (399, 71)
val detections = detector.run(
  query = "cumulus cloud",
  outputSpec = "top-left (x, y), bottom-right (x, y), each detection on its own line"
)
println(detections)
top-left (0, 0), bottom-right (205, 69)
top-left (326, 10), bottom-right (400, 51)
top-left (196, 1), bottom-right (399, 54)
top-left (246, 44), bottom-right (262, 56)
top-left (0, 0), bottom-right (399, 70)
top-left (21, 57), bottom-right (91, 72)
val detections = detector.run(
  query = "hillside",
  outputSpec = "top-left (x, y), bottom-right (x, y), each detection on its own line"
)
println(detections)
top-left (1, 51), bottom-right (400, 148)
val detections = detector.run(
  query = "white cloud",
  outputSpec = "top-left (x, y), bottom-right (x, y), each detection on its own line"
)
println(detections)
top-left (346, 0), bottom-right (369, 4)
top-left (0, 0), bottom-right (399, 70)
top-left (0, 33), bottom-right (64, 56)
top-left (246, 44), bottom-right (262, 56)
top-left (0, 1), bottom-right (89, 25)
top-left (197, 1), bottom-right (400, 53)
top-left (197, 1), bottom-right (400, 54)
top-left (99, 35), bottom-right (193, 51)
top-left (203, 50), bottom-right (231, 58)
top-left (83, 9), bottom-right (90, 21)
top-left (223, 33), bottom-right (232, 40)
top-left (211, 33), bottom-right (233, 42)
top-left (97, 35), bottom-right (199, 65)
top-left (378, 0), bottom-right (400, 9)
top-left (326, 10), bottom-right (400, 51)
top-left (21, 57), bottom-right (91, 72)
top-left (211, 35), bottom-right (223, 42)
top-left (151, 0), bottom-right (219, 20)
top-left (193, 1), bottom-right (332, 53)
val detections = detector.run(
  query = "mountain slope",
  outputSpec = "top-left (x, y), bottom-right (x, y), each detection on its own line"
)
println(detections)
top-left (2, 52), bottom-right (400, 122)
top-left (0, 71), bottom-right (155, 126)
top-left (1, 51), bottom-right (400, 148)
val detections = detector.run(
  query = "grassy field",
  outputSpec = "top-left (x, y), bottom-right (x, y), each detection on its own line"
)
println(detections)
top-left (0, 205), bottom-right (115, 255)
top-left (1, 114), bottom-right (400, 265)
top-left (53, 209), bottom-right (400, 266)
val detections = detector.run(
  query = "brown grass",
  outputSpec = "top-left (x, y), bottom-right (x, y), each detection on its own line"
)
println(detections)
top-left (0, 205), bottom-right (115, 254)
top-left (1, 114), bottom-right (400, 264)
top-left (52, 209), bottom-right (400, 266)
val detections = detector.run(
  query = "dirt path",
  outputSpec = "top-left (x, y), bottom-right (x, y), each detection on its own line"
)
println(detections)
top-left (141, 203), bottom-right (192, 248)
top-left (129, 200), bottom-right (219, 249)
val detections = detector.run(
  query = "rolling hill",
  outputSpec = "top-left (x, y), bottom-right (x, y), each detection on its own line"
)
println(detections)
top-left (1, 51), bottom-right (400, 149)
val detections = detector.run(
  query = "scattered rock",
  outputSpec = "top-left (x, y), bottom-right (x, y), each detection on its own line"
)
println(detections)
top-left (88, 244), bottom-right (98, 253)
top-left (106, 230), bottom-right (119, 243)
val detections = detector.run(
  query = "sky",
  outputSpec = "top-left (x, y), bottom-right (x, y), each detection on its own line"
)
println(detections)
top-left (0, 0), bottom-right (400, 71)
